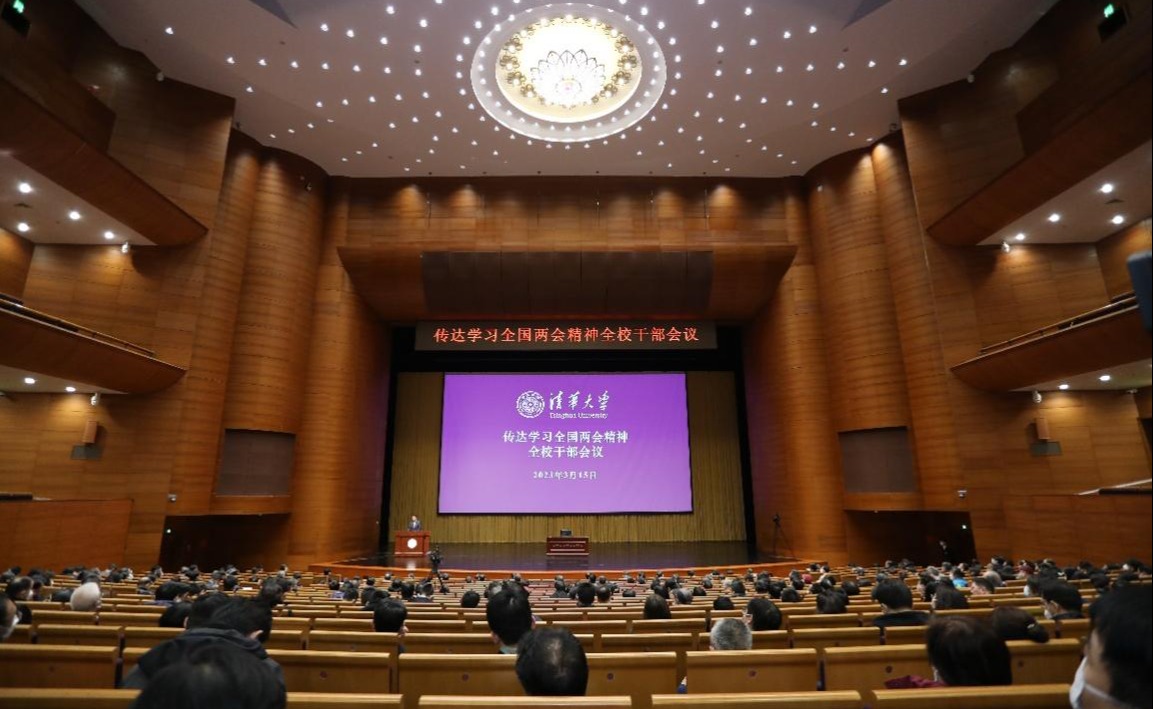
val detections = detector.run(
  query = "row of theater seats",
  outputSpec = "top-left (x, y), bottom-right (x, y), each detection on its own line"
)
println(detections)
top-left (0, 640), bottom-right (1084, 698)
top-left (0, 685), bottom-right (1077, 708)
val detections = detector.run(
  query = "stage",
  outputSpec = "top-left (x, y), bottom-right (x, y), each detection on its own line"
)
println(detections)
top-left (312, 541), bottom-right (817, 581)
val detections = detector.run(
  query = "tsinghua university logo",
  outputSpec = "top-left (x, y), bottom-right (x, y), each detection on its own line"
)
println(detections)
top-left (516, 390), bottom-right (546, 419)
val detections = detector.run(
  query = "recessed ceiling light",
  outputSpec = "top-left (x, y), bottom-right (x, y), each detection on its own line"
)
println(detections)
top-left (164, 26), bottom-right (174, 35)
top-left (881, 87), bottom-right (889, 94)
top-left (419, 18), bottom-right (429, 27)
top-left (836, 61), bottom-right (845, 70)
top-left (805, 63), bottom-right (814, 71)
top-left (290, 60), bottom-right (299, 68)
top-left (1014, 232), bottom-right (1026, 241)
top-left (17, 221), bottom-right (31, 232)
top-left (716, 45), bottom-right (724, 53)
top-left (808, 25), bottom-right (817, 33)
top-left (1099, 183), bottom-right (1114, 194)
top-left (104, 230), bottom-right (115, 240)
top-left (320, 22), bottom-right (329, 31)
top-left (1047, 213), bottom-right (1061, 223)
top-left (17, 181), bottom-right (32, 194)
top-left (899, 58), bottom-right (908, 66)
top-left (1110, 215), bottom-right (1124, 225)
top-left (749, 38), bottom-right (757, 46)
top-left (245, 86), bottom-right (254, 93)
top-left (744, 6), bottom-right (752, 15)
top-left (24, 377), bottom-right (36, 385)
top-left (386, 4), bottom-right (395, 13)
top-left (1099, 374), bottom-right (1112, 382)
top-left (65, 386), bottom-right (77, 393)
top-left (1057, 383), bottom-right (1070, 390)
top-left (782, 30), bottom-right (791, 39)
top-left (867, 59), bottom-right (876, 68)
top-left (776, 65), bottom-right (784, 73)
top-left (68, 210), bottom-right (81, 221)
top-left (345, 29), bottom-right (354, 38)
top-left (257, 58), bottom-right (267, 66)
top-left (710, 20), bottom-right (719, 29)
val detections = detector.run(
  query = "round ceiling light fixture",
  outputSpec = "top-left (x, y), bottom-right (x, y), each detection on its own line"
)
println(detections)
top-left (471, 3), bottom-right (666, 142)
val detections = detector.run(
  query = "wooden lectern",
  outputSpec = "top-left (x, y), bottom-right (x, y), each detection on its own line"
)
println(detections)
top-left (395, 531), bottom-right (430, 557)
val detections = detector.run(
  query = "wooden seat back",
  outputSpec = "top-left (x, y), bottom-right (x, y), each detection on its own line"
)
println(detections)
top-left (287, 692), bottom-right (402, 708)
top-left (821, 645), bottom-right (933, 692)
top-left (631, 618), bottom-right (709, 634)
top-left (1054, 618), bottom-right (1090, 640)
top-left (267, 649), bottom-right (392, 694)
top-left (586, 651), bottom-right (679, 709)
top-left (403, 633), bottom-right (502, 654)
top-left (307, 630), bottom-right (401, 653)
top-left (398, 653), bottom-right (521, 705)
top-left (32, 624), bottom-right (123, 648)
top-left (407, 619), bottom-right (469, 633)
top-left (786, 614), bottom-right (862, 630)
top-left (122, 627), bottom-right (182, 648)
top-left (26, 610), bottom-right (96, 626)
top-left (868, 683), bottom-right (1071, 708)
top-left (1007, 639), bottom-right (1082, 685)
top-left (598, 633), bottom-right (696, 678)
top-left (0, 644), bottom-right (118, 688)
top-left (652, 690), bottom-right (864, 708)
top-left (95, 612), bottom-right (160, 627)
top-left (311, 618), bottom-right (374, 632)
top-left (749, 631), bottom-right (791, 650)
top-left (0, 688), bottom-right (138, 708)
top-left (553, 620), bottom-right (630, 635)
top-left (790, 627), bottom-right (880, 650)
top-left (419, 697), bottom-right (631, 709)
top-left (266, 629), bottom-right (310, 651)
top-left (880, 626), bottom-right (925, 645)
top-left (682, 649), bottom-right (820, 694)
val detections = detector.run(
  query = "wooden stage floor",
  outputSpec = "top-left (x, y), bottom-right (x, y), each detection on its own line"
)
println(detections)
top-left (315, 541), bottom-right (813, 580)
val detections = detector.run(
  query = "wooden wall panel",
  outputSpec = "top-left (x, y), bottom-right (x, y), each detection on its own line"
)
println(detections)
top-left (168, 132), bottom-right (263, 513)
top-left (870, 138), bottom-right (963, 509)
top-left (222, 151), bottom-right (327, 433)
top-left (287, 178), bottom-right (392, 566)
top-left (386, 371), bottom-right (746, 545)
top-left (0, 228), bottom-right (34, 299)
top-left (1002, 494), bottom-right (1152, 565)
top-left (0, 499), bottom-right (132, 570)
top-left (743, 184), bottom-right (846, 562)
top-left (72, 30), bottom-right (233, 231)
top-left (807, 150), bottom-right (910, 432)
top-left (1097, 218), bottom-right (1152, 298)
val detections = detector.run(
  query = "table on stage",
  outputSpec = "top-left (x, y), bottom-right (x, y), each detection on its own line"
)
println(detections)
top-left (395, 531), bottom-right (430, 557)
top-left (546, 536), bottom-right (589, 556)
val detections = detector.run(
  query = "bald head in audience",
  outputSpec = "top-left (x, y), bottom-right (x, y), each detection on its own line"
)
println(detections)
top-left (70, 581), bottom-right (103, 612)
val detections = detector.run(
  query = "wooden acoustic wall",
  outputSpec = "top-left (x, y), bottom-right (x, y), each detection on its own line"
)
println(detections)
top-left (1096, 218), bottom-right (1152, 298)
top-left (743, 184), bottom-right (847, 562)
top-left (0, 499), bottom-right (132, 570)
top-left (387, 371), bottom-right (746, 544)
top-left (287, 178), bottom-right (392, 567)
top-left (0, 229), bottom-right (34, 298)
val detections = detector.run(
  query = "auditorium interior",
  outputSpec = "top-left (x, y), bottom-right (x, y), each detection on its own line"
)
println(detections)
top-left (1, 0), bottom-right (1151, 582)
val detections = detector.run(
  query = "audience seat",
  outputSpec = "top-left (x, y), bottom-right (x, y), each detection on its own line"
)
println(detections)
top-left (748, 631), bottom-right (790, 650)
top-left (1006, 639), bottom-right (1081, 685)
top-left (632, 618), bottom-right (709, 634)
top-left (682, 649), bottom-right (820, 694)
top-left (0, 645), bottom-right (119, 688)
top-left (403, 632), bottom-right (502, 654)
top-left (306, 630), bottom-right (401, 653)
top-left (31, 624), bottom-right (123, 648)
top-left (786, 615), bottom-right (862, 630)
top-left (287, 692), bottom-right (403, 708)
top-left (599, 633), bottom-right (697, 675)
top-left (311, 618), bottom-right (374, 632)
top-left (0, 689), bottom-right (404, 709)
top-left (121, 627), bottom-right (182, 648)
top-left (407, 619), bottom-right (469, 633)
top-left (790, 627), bottom-right (880, 650)
top-left (1054, 618), bottom-right (1090, 640)
top-left (25, 610), bottom-right (95, 626)
top-left (879, 627), bottom-right (924, 646)
top-left (868, 683), bottom-right (1071, 708)
top-left (820, 645), bottom-right (933, 692)
top-left (585, 651), bottom-right (679, 709)
top-left (266, 649), bottom-right (392, 694)
top-left (419, 697), bottom-right (631, 708)
top-left (398, 653), bottom-right (521, 705)
top-left (266, 629), bottom-right (310, 651)
top-left (651, 691), bottom-right (864, 708)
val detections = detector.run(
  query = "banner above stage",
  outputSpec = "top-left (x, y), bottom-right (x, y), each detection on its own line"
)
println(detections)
top-left (415, 322), bottom-right (717, 351)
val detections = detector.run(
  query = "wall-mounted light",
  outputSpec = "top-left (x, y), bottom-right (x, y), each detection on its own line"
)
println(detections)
top-left (1001, 240), bottom-right (1012, 253)
top-left (121, 242), bottom-right (131, 254)
top-left (90, 392), bottom-right (101, 406)
top-left (1031, 390), bottom-right (1043, 404)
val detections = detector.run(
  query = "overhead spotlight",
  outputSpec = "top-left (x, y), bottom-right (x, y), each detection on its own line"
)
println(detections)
top-left (1058, 383), bottom-right (1070, 390)
top-left (121, 242), bottom-right (131, 254)
top-left (1001, 240), bottom-right (1012, 253)
top-left (1031, 390), bottom-right (1042, 404)
top-left (90, 392), bottom-right (101, 406)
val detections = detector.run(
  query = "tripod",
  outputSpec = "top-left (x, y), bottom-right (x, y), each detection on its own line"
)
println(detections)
top-left (770, 513), bottom-right (795, 560)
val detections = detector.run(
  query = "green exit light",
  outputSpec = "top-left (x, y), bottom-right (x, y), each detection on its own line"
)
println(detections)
top-left (1103, 3), bottom-right (1116, 17)
top-left (12, 0), bottom-right (25, 14)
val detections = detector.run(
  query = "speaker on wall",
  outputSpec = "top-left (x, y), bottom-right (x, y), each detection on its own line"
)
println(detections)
top-left (82, 420), bottom-right (99, 445)
top-left (1034, 416), bottom-right (1051, 441)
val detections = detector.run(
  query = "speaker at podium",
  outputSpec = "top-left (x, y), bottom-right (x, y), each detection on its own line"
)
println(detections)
top-left (395, 530), bottom-right (430, 557)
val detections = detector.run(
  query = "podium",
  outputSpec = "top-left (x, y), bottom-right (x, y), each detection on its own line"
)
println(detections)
top-left (395, 531), bottom-right (430, 557)
top-left (546, 536), bottom-right (589, 556)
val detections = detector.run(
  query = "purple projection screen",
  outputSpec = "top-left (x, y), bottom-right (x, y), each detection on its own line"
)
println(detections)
top-left (438, 373), bottom-right (692, 514)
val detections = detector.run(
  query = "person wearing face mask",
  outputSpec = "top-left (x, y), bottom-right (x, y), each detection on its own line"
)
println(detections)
top-left (1069, 586), bottom-right (1151, 709)
top-left (1042, 581), bottom-right (1085, 621)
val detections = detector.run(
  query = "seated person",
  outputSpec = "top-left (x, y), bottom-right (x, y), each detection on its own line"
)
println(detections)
top-left (745, 597), bottom-right (782, 631)
top-left (486, 586), bottom-right (534, 654)
top-left (515, 627), bottom-right (588, 696)
top-left (122, 596), bottom-right (283, 689)
top-left (886, 616), bottom-right (1011, 688)
top-left (4, 576), bottom-right (35, 625)
top-left (154, 581), bottom-right (196, 607)
top-left (871, 580), bottom-right (930, 627)
top-left (817, 589), bottom-right (849, 614)
top-left (932, 584), bottom-right (970, 610)
top-left (129, 641), bottom-right (285, 709)
top-left (159, 602), bottom-right (192, 629)
top-left (643, 593), bottom-right (672, 620)
top-left (679, 617), bottom-right (753, 692)
top-left (0, 595), bottom-right (18, 642)
top-left (712, 596), bottom-right (735, 611)
top-left (990, 605), bottom-right (1049, 643)
top-left (970, 577), bottom-right (996, 596)
top-left (460, 590), bottom-right (481, 608)
top-left (1071, 585), bottom-right (1150, 709)
top-left (574, 582), bottom-right (596, 607)
top-left (1041, 581), bottom-right (1084, 620)
top-left (69, 581), bottom-right (103, 612)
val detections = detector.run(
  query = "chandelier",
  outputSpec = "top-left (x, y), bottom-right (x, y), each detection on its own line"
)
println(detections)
top-left (471, 3), bottom-right (666, 142)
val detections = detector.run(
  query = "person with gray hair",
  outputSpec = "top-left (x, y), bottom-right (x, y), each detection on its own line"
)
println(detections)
top-left (70, 581), bottom-right (103, 612)
top-left (709, 617), bottom-right (753, 651)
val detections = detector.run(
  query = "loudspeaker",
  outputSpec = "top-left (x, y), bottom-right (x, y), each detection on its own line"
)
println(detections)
top-left (1034, 416), bottom-right (1050, 441)
top-left (82, 420), bottom-right (99, 445)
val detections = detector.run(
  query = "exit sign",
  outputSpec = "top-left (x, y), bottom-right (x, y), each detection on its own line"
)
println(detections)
top-left (2, 0), bottom-right (31, 36)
